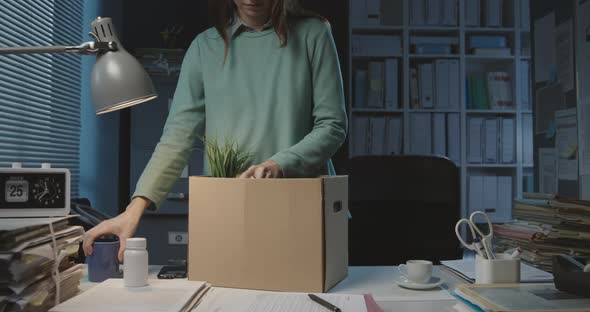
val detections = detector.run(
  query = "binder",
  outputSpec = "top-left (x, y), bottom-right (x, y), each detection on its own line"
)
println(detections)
top-left (351, 0), bottom-right (368, 26)
top-left (497, 176), bottom-right (513, 221)
top-left (468, 117), bottom-right (483, 163)
top-left (435, 60), bottom-right (450, 109)
top-left (447, 113), bottom-right (461, 164)
top-left (354, 69), bottom-right (368, 108)
top-left (433, 113), bottom-right (447, 156)
top-left (522, 115), bottom-right (533, 165)
top-left (411, 0), bottom-right (426, 25)
top-left (469, 175), bottom-right (484, 214)
top-left (367, 62), bottom-right (384, 108)
top-left (520, 61), bottom-right (531, 110)
top-left (520, 0), bottom-right (530, 31)
top-left (464, 0), bottom-right (481, 27)
top-left (385, 116), bottom-right (403, 155)
top-left (410, 113), bottom-right (432, 155)
top-left (384, 59), bottom-right (399, 109)
top-left (366, 0), bottom-right (381, 25)
top-left (419, 63), bottom-right (434, 108)
top-left (426, 0), bottom-right (441, 25)
top-left (410, 68), bottom-right (420, 108)
top-left (370, 116), bottom-right (386, 155)
top-left (484, 118), bottom-right (498, 163)
top-left (449, 60), bottom-right (460, 109)
top-left (484, 0), bottom-right (503, 27)
top-left (501, 118), bottom-right (515, 163)
top-left (352, 116), bottom-right (370, 156)
top-left (442, 0), bottom-right (458, 26)
top-left (483, 176), bottom-right (498, 214)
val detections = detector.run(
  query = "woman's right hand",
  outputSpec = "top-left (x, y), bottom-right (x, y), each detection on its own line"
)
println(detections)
top-left (82, 197), bottom-right (151, 262)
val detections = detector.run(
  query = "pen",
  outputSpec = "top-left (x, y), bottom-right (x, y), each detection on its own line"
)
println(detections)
top-left (308, 294), bottom-right (342, 312)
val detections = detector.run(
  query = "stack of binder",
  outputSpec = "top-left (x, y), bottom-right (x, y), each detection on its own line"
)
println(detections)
top-left (410, 0), bottom-right (458, 26)
top-left (354, 59), bottom-right (399, 109)
top-left (352, 116), bottom-right (403, 157)
top-left (0, 217), bottom-right (84, 312)
top-left (466, 72), bottom-right (513, 110)
top-left (464, 0), bottom-right (506, 27)
top-left (467, 117), bottom-right (515, 164)
top-left (409, 113), bottom-right (461, 164)
top-left (493, 194), bottom-right (590, 272)
top-left (410, 60), bottom-right (460, 109)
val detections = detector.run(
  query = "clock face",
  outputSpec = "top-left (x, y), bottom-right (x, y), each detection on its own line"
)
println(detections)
top-left (31, 177), bottom-right (63, 207)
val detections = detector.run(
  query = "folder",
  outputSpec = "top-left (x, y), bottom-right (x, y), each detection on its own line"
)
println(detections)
top-left (419, 63), bottom-right (434, 108)
top-left (435, 60), bottom-right (450, 109)
top-left (410, 113), bottom-right (432, 155)
top-left (484, 118), bottom-right (498, 163)
top-left (384, 59), bottom-right (399, 109)
top-left (501, 118), bottom-right (515, 163)
top-left (483, 176), bottom-right (498, 215)
top-left (468, 117), bottom-right (483, 163)
top-left (411, 0), bottom-right (426, 25)
top-left (522, 115), bottom-right (533, 165)
top-left (370, 116), bottom-right (386, 155)
top-left (448, 60), bottom-right (460, 109)
top-left (442, 0), bottom-right (458, 26)
top-left (365, 0), bottom-right (381, 25)
top-left (464, 0), bottom-right (481, 27)
top-left (469, 175), bottom-right (484, 214)
top-left (433, 113), bottom-right (447, 156)
top-left (447, 113), bottom-right (461, 164)
top-left (497, 176), bottom-right (513, 221)
top-left (386, 116), bottom-right (403, 155)
top-left (354, 69), bottom-right (368, 108)
top-left (352, 116), bottom-right (370, 156)
top-left (351, 0), bottom-right (368, 26)
top-left (367, 62), bottom-right (384, 108)
top-left (426, 0), bottom-right (441, 25)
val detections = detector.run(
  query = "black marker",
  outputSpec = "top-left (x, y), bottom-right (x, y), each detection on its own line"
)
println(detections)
top-left (308, 294), bottom-right (342, 312)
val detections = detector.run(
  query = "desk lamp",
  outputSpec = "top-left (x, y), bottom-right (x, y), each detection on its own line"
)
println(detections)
top-left (0, 16), bottom-right (157, 114)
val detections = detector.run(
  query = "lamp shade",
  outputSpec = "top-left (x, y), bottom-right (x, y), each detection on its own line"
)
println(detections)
top-left (90, 17), bottom-right (157, 114)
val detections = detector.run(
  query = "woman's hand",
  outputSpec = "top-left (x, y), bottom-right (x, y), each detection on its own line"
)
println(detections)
top-left (239, 160), bottom-right (283, 179)
top-left (82, 197), bottom-right (151, 262)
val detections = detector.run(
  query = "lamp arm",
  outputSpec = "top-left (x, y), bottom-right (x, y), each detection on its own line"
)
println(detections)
top-left (0, 41), bottom-right (118, 55)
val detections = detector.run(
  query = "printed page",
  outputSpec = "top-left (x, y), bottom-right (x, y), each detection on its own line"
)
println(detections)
top-left (193, 288), bottom-right (367, 312)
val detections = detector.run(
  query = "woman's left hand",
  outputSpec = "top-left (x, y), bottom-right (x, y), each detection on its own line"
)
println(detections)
top-left (240, 160), bottom-right (283, 179)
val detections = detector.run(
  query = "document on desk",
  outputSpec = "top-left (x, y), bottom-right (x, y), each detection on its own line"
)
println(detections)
top-left (192, 288), bottom-right (368, 312)
top-left (50, 279), bottom-right (209, 312)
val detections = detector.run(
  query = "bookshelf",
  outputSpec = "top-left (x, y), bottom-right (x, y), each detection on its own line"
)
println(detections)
top-left (348, 0), bottom-right (532, 222)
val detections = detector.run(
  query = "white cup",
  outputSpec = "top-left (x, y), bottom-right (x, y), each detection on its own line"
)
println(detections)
top-left (398, 260), bottom-right (433, 284)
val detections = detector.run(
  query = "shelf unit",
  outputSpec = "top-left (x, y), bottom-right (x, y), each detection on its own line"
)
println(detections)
top-left (347, 0), bottom-right (532, 222)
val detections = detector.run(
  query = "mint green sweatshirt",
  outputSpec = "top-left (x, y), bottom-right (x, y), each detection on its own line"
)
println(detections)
top-left (133, 18), bottom-right (347, 208)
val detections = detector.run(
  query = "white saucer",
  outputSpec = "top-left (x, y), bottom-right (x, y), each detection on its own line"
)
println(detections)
top-left (394, 276), bottom-right (444, 290)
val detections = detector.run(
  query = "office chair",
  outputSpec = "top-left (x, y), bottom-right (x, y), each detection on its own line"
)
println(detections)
top-left (348, 155), bottom-right (462, 265)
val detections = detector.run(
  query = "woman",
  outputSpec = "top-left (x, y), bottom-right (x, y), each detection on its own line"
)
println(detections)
top-left (83, 0), bottom-right (347, 261)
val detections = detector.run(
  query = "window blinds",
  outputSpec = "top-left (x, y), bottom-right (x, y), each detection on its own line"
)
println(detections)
top-left (0, 0), bottom-right (84, 196)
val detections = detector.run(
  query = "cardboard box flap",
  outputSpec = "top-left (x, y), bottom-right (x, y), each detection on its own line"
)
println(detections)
top-left (322, 176), bottom-right (349, 290)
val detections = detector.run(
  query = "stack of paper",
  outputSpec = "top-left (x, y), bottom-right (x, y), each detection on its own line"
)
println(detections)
top-left (0, 217), bottom-right (84, 312)
top-left (492, 194), bottom-right (590, 272)
top-left (453, 283), bottom-right (590, 312)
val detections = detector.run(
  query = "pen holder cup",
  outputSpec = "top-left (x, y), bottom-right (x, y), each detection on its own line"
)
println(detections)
top-left (475, 254), bottom-right (520, 284)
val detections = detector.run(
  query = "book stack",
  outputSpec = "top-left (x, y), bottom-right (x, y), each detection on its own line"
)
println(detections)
top-left (410, 0), bottom-right (458, 26)
top-left (410, 36), bottom-right (458, 55)
top-left (466, 72), bottom-right (513, 110)
top-left (468, 35), bottom-right (511, 56)
top-left (409, 113), bottom-right (461, 164)
top-left (467, 116), bottom-right (515, 164)
top-left (464, 0), bottom-right (505, 27)
top-left (352, 115), bottom-right (403, 157)
top-left (354, 59), bottom-right (399, 109)
top-left (351, 0), bottom-right (403, 26)
top-left (493, 193), bottom-right (590, 272)
top-left (0, 217), bottom-right (84, 312)
top-left (410, 60), bottom-right (460, 109)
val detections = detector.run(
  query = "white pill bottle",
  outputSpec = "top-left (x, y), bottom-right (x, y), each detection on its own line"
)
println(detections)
top-left (124, 237), bottom-right (148, 287)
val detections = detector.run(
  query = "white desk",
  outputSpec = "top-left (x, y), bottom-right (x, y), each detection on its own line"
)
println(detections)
top-left (80, 265), bottom-right (463, 312)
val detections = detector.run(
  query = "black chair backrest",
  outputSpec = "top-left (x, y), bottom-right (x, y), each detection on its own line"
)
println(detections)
top-left (348, 155), bottom-right (461, 265)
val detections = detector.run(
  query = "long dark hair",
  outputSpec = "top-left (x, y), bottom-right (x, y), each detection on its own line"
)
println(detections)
top-left (209, 0), bottom-right (327, 62)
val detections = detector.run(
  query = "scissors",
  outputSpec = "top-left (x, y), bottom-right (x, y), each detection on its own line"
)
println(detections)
top-left (455, 211), bottom-right (496, 260)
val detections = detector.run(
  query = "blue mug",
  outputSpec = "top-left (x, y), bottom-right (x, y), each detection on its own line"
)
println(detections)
top-left (86, 239), bottom-right (120, 283)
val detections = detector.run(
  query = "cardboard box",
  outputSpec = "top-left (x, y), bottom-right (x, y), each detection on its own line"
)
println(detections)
top-left (188, 176), bottom-right (349, 293)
